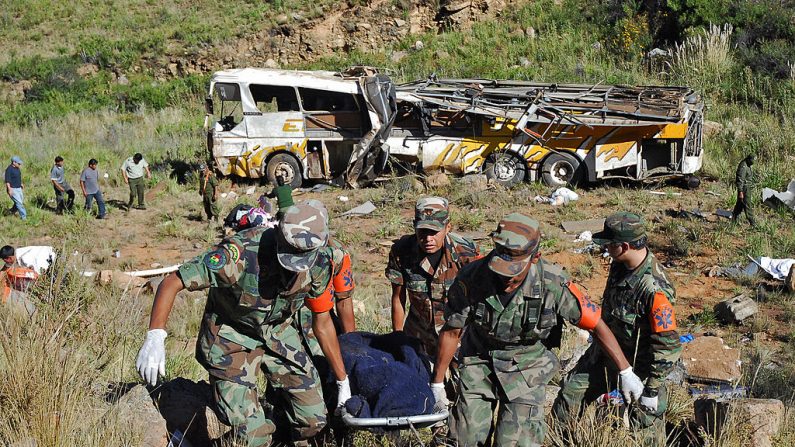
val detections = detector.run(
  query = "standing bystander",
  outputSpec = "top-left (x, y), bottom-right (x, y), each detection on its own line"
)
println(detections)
top-left (80, 159), bottom-right (106, 219)
top-left (50, 155), bottom-right (75, 214)
top-left (121, 152), bottom-right (151, 210)
top-left (198, 163), bottom-right (219, 221)
top-left (732, 154), bottom-right (757, 227)
top-left (4, 156), bottom-right (26, 221)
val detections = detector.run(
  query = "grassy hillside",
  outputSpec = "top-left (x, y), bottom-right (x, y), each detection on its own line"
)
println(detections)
top-left (2, 0), bottom-right (795, 445)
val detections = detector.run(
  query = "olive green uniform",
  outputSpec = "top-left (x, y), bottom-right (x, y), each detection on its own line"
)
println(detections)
top-left (732, 159), bottom-right (756, 225)
top-left (553, 251), bottom-right (682, 446)
top-left (445, 257), bottom-right (597, 446)
top-left (199, 172), bottom-right (219, 220)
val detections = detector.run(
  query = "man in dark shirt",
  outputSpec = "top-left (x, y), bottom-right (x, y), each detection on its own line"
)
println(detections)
top-left (4, 156), bottom-right (26, 221)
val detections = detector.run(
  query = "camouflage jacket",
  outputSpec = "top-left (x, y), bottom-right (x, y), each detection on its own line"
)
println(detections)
top-left (600, 250), bottom-right (682, 391)
top-left (178, 227), bottom-right (349, 348)
top-left (386, 232), bottom-right (481, 336)
top-left (735, 160), bottom-right (753, 194)
top-left (445, 256), bottom-right (599, 399)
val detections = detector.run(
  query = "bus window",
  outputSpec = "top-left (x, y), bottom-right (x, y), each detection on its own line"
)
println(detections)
top-left (298, 88), bottom-right (359, 112)
top-left (213, 82), bottom-right (243, 131)
top-left (249, 85), bottom-right (300, 113)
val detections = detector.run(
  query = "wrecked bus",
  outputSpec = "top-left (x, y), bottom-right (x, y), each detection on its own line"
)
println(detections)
top-left (205, 68), bottom-right (704, 188)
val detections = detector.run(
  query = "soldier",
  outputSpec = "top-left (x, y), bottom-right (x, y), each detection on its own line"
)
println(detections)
top-left (431, 213), bottom-right (644, 447)
top-left (732, 154), bottom-right (757, 227)
top-left (553, 212), bottom-right (682, 446)
top-left (136, 200), bottom-right (352, 447)
top-left (266, 174), bottom-right (295, 219)
top-left (386, 197), bottom-right (481, 358)
top-left (198, 163), bottom-right (219, 221)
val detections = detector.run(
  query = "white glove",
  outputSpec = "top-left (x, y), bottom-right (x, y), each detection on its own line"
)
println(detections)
top-left (431, 382), bottom-right (449, 412)
top-left (618, 367), bottom-right (644, 404)
top-left (336, 377), bottom-right (351, 408)
top-left (640, 394), bottom-right (659, 413)
top-left (136, 329), bottom-right (167, 386)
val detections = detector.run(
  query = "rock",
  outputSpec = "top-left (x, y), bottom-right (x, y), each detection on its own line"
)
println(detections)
top-left (424, 172), bottom-right (450, 188)
top-left (787, 267), bottom-right (795, 293)
top-left (264, 58), bottom-right (279, 69)
top-left (703, 120), bottom-right (724, 138)
top-left (167, 63), bottom-right (179, 76)
top-left (391, 51), bottom-right (408, 63)
top-left (459, 174), bottom-right (489, 191)
top-left (518, 57), bottom-right (531, 67)
top-left (77, 63), bottom-right (99, 78)
top-left (647, 48), bottom-right (669, 58)
top-left (714, 294), bottom-right (758, 324)
top-left (682, 336), bottom-right (741, 384)
top-left (434, 49), bottom-right (450, 60)
top-left (116, 385), bottom-right (169, 447)
top-left (592, 41), bottom-right (602, 51)
top-left (150, 262), bottom-right (163, 269)
top-left (358, 22), bottom-right (372, 31)
top-left (290, 12), bottom-right (304, 21)
top-left (275, 14), bottom-right (289, 25)
top-left (695, 398), bottom-right (784, 447)
top-left (525, 26), bottom-right (536, 39)
top-left (394, 18), bottom-right (406, 27)
top-left (97, 270), bottom-right (147, 290)
top-left (412, 40), bottom-right (424, 51)
top-left (245, 186), bottom-right (257, 195)
top-left (117, 74), bottom-right (130, 86)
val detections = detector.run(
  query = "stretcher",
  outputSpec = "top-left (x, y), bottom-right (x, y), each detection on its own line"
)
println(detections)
top-left (336, 408), bottom-right (449, 446)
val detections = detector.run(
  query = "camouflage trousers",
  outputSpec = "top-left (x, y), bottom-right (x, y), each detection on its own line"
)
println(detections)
top-left (196, 311), bottom-right (327, 447)
top-left (202, 196), bottom-right (219, 220)
top-left (450, 351), bottom-right (555, 447)
top-left (552, 348), bottom-right (668, 447)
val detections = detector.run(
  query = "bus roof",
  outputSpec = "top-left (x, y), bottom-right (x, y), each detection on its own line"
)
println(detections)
top-left (210, 68), bottom-right (361, 94)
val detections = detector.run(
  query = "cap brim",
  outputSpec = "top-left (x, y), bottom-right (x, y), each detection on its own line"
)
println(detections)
top-left (414, 220), bottom-right (446, 232)
top-left (488, 251), bottom-right (532, 277)
top-left (591, 230), bottom-right (613, 247)
top-left (276, 237), bottom-right (320, 272)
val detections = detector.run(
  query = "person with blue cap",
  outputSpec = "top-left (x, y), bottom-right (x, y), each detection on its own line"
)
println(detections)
top-left (4, 156), bottom-right (26, 221)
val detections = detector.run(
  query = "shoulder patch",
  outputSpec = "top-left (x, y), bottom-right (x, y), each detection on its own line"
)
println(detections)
top-left (650, 291), bottom-right (677, 333)
top-left (568, 282), bottom-right (601, 331)
top-left (226, 243), bottom-right (241, 264)
top-left (204, 248), bottom-right (228, 271)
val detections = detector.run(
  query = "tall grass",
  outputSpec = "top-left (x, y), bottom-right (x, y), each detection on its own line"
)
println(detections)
top-left (667, 24), bottom-right (734, 93)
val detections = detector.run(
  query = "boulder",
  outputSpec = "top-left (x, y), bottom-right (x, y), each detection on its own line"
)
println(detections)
top-left (682, 336), bottom-right (741, 384)
top-left (703, 120), bottom-right (724, 138)
top-left (459, 174), bottom-right (489, 191)
top-left (116, 385), bottom-right (169, 447)
top-left (695, 398), bottom-right (784, 447)
top-left (424, 172), bottom-right (450, 189)
top-left (714, 294), bottom-right (758, 324)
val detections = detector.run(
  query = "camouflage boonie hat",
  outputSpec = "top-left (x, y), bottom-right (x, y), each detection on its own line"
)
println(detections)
top-left (277, 199), bottom-right (329, 272)
top-left (592, 211), bottom-right (646, 246)
top-left (488, 213), bottom-right (541, 277)
top-left (414, 197), bottom-right (449, 231)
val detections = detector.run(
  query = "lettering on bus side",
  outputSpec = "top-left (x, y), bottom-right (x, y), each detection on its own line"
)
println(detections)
top-left (283, 119), bottom-right (304, 132)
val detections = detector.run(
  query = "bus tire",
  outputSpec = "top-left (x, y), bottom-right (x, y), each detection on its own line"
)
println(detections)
top-left (483, 151), bottom-right (526, 188)
top-left (541, 152), bottom-right (582, 187)
top-left (266, 153), bottom-right (303, 188)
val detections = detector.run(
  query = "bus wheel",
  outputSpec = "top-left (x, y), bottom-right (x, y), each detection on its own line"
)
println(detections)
top-left (541, 152), bottom-right (582, 187)
top-left (266, 153), bottom-right (302, 188)
top-left (484, 151), bottom-right (526, 188)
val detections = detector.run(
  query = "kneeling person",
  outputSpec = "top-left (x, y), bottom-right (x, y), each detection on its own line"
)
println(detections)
top-left (432, 213), bottom-right (644, 447)
top-left (136, 201), bottom-right (351, 446)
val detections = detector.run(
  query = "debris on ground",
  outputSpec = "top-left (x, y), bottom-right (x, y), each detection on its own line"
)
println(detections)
top-left (667, 208), bottom-right (708, 220)
top-left (245, 186), bottom-right (256, 195)
top-left (747, 256), bottom-right (795, 281)
top-left (694, 398), bottom-right (784, 447)
top-left (15, 246), bottom-right (55, 273)
top-left (647, 190), bottom-right (682, 196)
top-left (714, 208), bottom-right (733, 219)
top-left (341, 201), bottom-right (376, 217)
top-left (561, 218), bottom-right (605, 234)
top-left (714, 294), bottom-right (758, 324)
top-left (762, 179), bottom-right (795, 211)
top-left (681, 335), bottom-right (742, 384)
top-left (338, 195), bottom-right (350, 202)
top-left (574, 231), bottom-right (592, 242)
top-left (534, 187), bottom-right (579, 206)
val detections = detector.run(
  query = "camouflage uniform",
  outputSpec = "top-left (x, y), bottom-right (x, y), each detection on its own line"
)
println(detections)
top-left (177, 202), bottom-right (340, 446)
top-left (732, 155), bottom-right (756, 226)
top-left (553, 212), bottom-right (682, 447)
top-left (199, 169), bottom-right (219, 220)
top-left (444, 214), bottom-right (602, 447)
top-left (386, 197), bottom-right (481, 358)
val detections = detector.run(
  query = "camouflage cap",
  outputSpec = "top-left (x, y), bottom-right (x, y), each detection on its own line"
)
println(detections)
top-left (488, 213), bottom-right (541, 277)
top-left (414, 196), bottom-right (450, 231)
top-left (277, 199), bottom-right (329, 272)
top-left (592, 211), bottom-right (646, 246)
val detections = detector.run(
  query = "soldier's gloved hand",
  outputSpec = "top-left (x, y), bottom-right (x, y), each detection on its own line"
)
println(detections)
top-left (431, 382), bottom-right (449, 413)
top-left (336, 377), bottom-right (352, 408)
top-left (618, 367), bottom-right (644, 404)
top-left (640, 394), bottom-right (659, 413)
top-left (136, 329), bottom-right (167, 386)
